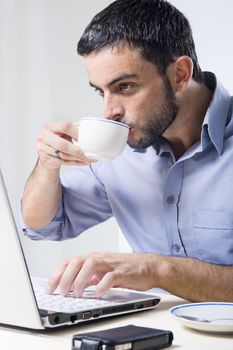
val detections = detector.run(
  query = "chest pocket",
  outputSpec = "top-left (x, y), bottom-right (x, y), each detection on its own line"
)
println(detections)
top-left (193, 209), bottom-right (233, 264)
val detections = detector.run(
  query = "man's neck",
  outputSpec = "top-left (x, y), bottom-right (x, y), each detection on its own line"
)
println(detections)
top-left (163, 80), bottom-right (213, 160)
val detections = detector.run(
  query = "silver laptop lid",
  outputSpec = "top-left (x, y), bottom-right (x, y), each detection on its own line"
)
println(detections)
top-left (0, 168), bottom-right (44, 329)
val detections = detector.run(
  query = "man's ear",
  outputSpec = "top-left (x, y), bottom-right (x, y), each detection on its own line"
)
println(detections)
top-left (166, 56), bottom-right (193, 94)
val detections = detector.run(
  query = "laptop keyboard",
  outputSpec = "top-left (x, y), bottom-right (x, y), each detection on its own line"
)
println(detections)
top-left (35, 287), bottom-right (116, 313)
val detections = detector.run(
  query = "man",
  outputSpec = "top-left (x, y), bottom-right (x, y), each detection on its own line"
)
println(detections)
top-left (21, 0), bottom-right (233, 302)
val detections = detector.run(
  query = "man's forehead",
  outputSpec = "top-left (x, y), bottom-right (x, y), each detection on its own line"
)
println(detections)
top-left (83, 45), bottom-right (157, 85)
top-left (84, 45), bottom-right (143, 68)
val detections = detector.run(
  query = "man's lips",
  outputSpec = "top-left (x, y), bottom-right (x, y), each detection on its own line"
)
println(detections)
top-left (118, 120), bottom-right (135, 137)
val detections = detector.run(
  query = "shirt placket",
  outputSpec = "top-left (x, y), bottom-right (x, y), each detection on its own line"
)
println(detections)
top-left (163, 161), bottom-right (186, 257)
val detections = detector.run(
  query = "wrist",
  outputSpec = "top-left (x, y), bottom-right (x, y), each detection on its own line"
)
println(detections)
top-left (148, 254), bottom-right (174, 290)
top-left (37, 158), bottom-right (61, 184)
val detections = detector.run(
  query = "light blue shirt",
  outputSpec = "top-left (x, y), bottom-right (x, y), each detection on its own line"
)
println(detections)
top-left (23, 72), bottom-right (233, 266)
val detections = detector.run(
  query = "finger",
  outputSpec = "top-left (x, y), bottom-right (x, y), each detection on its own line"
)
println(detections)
top-left (38, 143), bottom-right (62, 160)
top-left (46, 259), bottom-right (69, 294)
top-left (37, 143), bottom-right (62, 168)
top-left (45, 121), bottom-right (78, 140)
top-left (39, 142), bottom-right (89, 164)
top-left (38, 129), bottom-right (89, 163)
top-left (39, 129), bottom-right (81, 158)
top-left (81, 274), bottom-right (104, 289)
top-left (73, 256), bottom-right (109, 297)
top-left (58, 256), bottom-right (84, 296)
top-left (95, 271), bottom-right (120, 298)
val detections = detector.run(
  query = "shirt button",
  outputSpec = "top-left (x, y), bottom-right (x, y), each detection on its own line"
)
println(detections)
top-left (172, 244), bottom-right (181, 252)
top-left (167, 195), bottom-right (175, 204)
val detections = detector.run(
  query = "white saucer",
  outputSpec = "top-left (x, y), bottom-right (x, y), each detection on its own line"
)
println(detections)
top-left (170, 302), bottom-right (233, 333)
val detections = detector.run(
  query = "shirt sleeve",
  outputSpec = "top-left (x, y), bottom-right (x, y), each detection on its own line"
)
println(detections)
top-left (22, 164), bottom-right (113, 241)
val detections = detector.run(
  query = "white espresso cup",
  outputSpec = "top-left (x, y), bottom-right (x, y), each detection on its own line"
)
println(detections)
top-left (73, 118), bottom-right (129, 161)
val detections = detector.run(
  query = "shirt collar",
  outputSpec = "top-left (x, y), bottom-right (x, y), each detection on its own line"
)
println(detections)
top-left (134, 72), bottom-right (232, 156)
top-left (202, 72), bottom-right (232, 155)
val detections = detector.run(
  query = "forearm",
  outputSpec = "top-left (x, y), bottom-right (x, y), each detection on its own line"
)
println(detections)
top-left (21, 159), bottom-right (62, 229)
top-left (157, 255), bottom-right (233, 302)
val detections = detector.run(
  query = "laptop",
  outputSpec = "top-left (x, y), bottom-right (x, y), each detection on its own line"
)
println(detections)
top-left (0, 168), bottom-right (160, 330)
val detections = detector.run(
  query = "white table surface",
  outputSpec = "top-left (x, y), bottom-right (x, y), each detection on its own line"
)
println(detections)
top-left (0, 293), bottom-right (232, 350)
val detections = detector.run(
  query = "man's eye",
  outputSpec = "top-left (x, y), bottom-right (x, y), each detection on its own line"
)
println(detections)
top-left (119, 83), bottom-right (134, 91)
top-left (94, 88), bottom-right (104, 97)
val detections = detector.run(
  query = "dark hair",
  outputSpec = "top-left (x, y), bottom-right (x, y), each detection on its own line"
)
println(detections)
top-left (77, 0), bottom-right (203, 83)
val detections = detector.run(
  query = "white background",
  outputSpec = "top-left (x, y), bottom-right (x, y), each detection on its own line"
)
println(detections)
top-left (0, 0), bottom-right (232, 276)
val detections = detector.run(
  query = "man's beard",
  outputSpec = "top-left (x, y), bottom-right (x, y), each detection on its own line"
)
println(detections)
top-left (127, 77), bottom-right (179, 150)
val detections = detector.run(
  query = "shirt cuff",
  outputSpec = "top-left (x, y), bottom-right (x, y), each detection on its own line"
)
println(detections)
top-left (20, 201), bottom-right (64, 241)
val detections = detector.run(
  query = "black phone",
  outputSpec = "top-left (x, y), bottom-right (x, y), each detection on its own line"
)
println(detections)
top-left (72, 324), bottom-right (173, 350)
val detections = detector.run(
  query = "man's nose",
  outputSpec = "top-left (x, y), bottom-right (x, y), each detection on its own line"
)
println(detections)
top-left (103, 95), bottom-right (124, 121)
